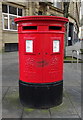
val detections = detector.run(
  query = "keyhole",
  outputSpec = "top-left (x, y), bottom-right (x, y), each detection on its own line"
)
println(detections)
top-left (45, 53), bottom-right (48, 55)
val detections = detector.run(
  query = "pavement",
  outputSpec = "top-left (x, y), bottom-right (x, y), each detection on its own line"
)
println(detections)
top-left (1, 52), bottom-right (81, 119)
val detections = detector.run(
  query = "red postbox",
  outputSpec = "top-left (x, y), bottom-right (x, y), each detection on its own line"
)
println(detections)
top-left (15, 16), bottom-right (68, 108)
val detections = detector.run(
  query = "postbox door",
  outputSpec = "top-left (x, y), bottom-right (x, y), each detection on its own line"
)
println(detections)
top-left (23, 34), bottom-right (43, 83)
top-left (42, 34), bottom-right (64, 83)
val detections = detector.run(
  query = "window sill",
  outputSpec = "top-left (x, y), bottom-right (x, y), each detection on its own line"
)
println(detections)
top-left (3, 29), bottom-right (18, 33)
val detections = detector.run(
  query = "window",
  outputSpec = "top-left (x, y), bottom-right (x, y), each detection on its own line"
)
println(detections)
top-left (53, 1), bottom-right (62, 9)
top-left (18, 8), bottom-right (22, 16)
top-left (3, 14), bottom-right (8, 29)
top-left (2, 4), bottom-right (23, 31)
top-left (9, 16), bottom-right (17, 30)
top-left (2, 4), bottom-right (8, 13)
top-left (38, 11), bottom-right (43, 15)
top-left (9, 6), bottom-right (17, 15)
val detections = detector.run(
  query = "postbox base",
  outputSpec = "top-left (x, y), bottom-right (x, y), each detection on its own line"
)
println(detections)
top-left (19, 80), bottom-right (63, 109)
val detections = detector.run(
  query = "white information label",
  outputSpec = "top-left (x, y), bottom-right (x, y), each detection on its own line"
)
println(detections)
top-left (26, 40), bottom-right (33, 52)
top-left (53, 40), bottom-right (60, 52)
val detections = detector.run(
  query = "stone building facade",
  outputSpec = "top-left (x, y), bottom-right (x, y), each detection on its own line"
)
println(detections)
top-left (0, 1), bottom-right (81, 51)
top-left (80, 2), bottom-right (83, 40)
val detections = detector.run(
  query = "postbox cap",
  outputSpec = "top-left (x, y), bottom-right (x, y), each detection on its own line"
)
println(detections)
top-left (14, 16), bottom-right (69, 24)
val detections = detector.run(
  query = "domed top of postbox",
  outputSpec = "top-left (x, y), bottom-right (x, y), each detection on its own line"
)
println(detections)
top-left (14, 16), bottom-right (69, 24)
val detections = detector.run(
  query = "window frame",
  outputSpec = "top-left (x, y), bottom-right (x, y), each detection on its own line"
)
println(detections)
top-left (2, 4), bottom-right (23, 31)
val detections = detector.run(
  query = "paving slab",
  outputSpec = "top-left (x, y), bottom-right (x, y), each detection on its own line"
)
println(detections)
top-left (2, 52), bottom-right (19, 87)
top-left (65, 86), bottom-right (81, 118)
top-left (49, 88), bottom-right (80, 118)
top-left (2, 87), bottom-right (10, 100)
top-left (0, 87), bottom-right (2, 103)
top-left (63, 63), bottom-right (81, 87)
top-left (2, 62), bottom-right (19, 87)
top-left (22, 107), bottom-right (50, 118)
top-left (2, 86), bottom-right (23, 118)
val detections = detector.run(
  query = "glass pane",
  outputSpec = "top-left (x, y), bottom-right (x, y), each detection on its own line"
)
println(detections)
top-left (2, 4), bottom-right (8, 13)
top-left (9, 16), bottom-right (17, 30)
top-left (3, 14), bottom-right (8, 29)
top-left (53, 2), bottom-right (62, 9)
top-left (9, 6), bottom-right (17, 15)
top-left (38, 11), bottom-right (42, 15)
top-left (18, 8), bottom-right (22, 16)
top-left (57, 2), bottom-right (62, 9)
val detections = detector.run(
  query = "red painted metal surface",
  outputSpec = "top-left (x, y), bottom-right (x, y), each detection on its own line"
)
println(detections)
top-left (15, 16), bottom-right (69, 83)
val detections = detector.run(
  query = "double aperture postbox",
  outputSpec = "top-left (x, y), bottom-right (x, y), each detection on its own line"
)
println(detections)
top-left (15, 16), bottom-right (68, 108)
